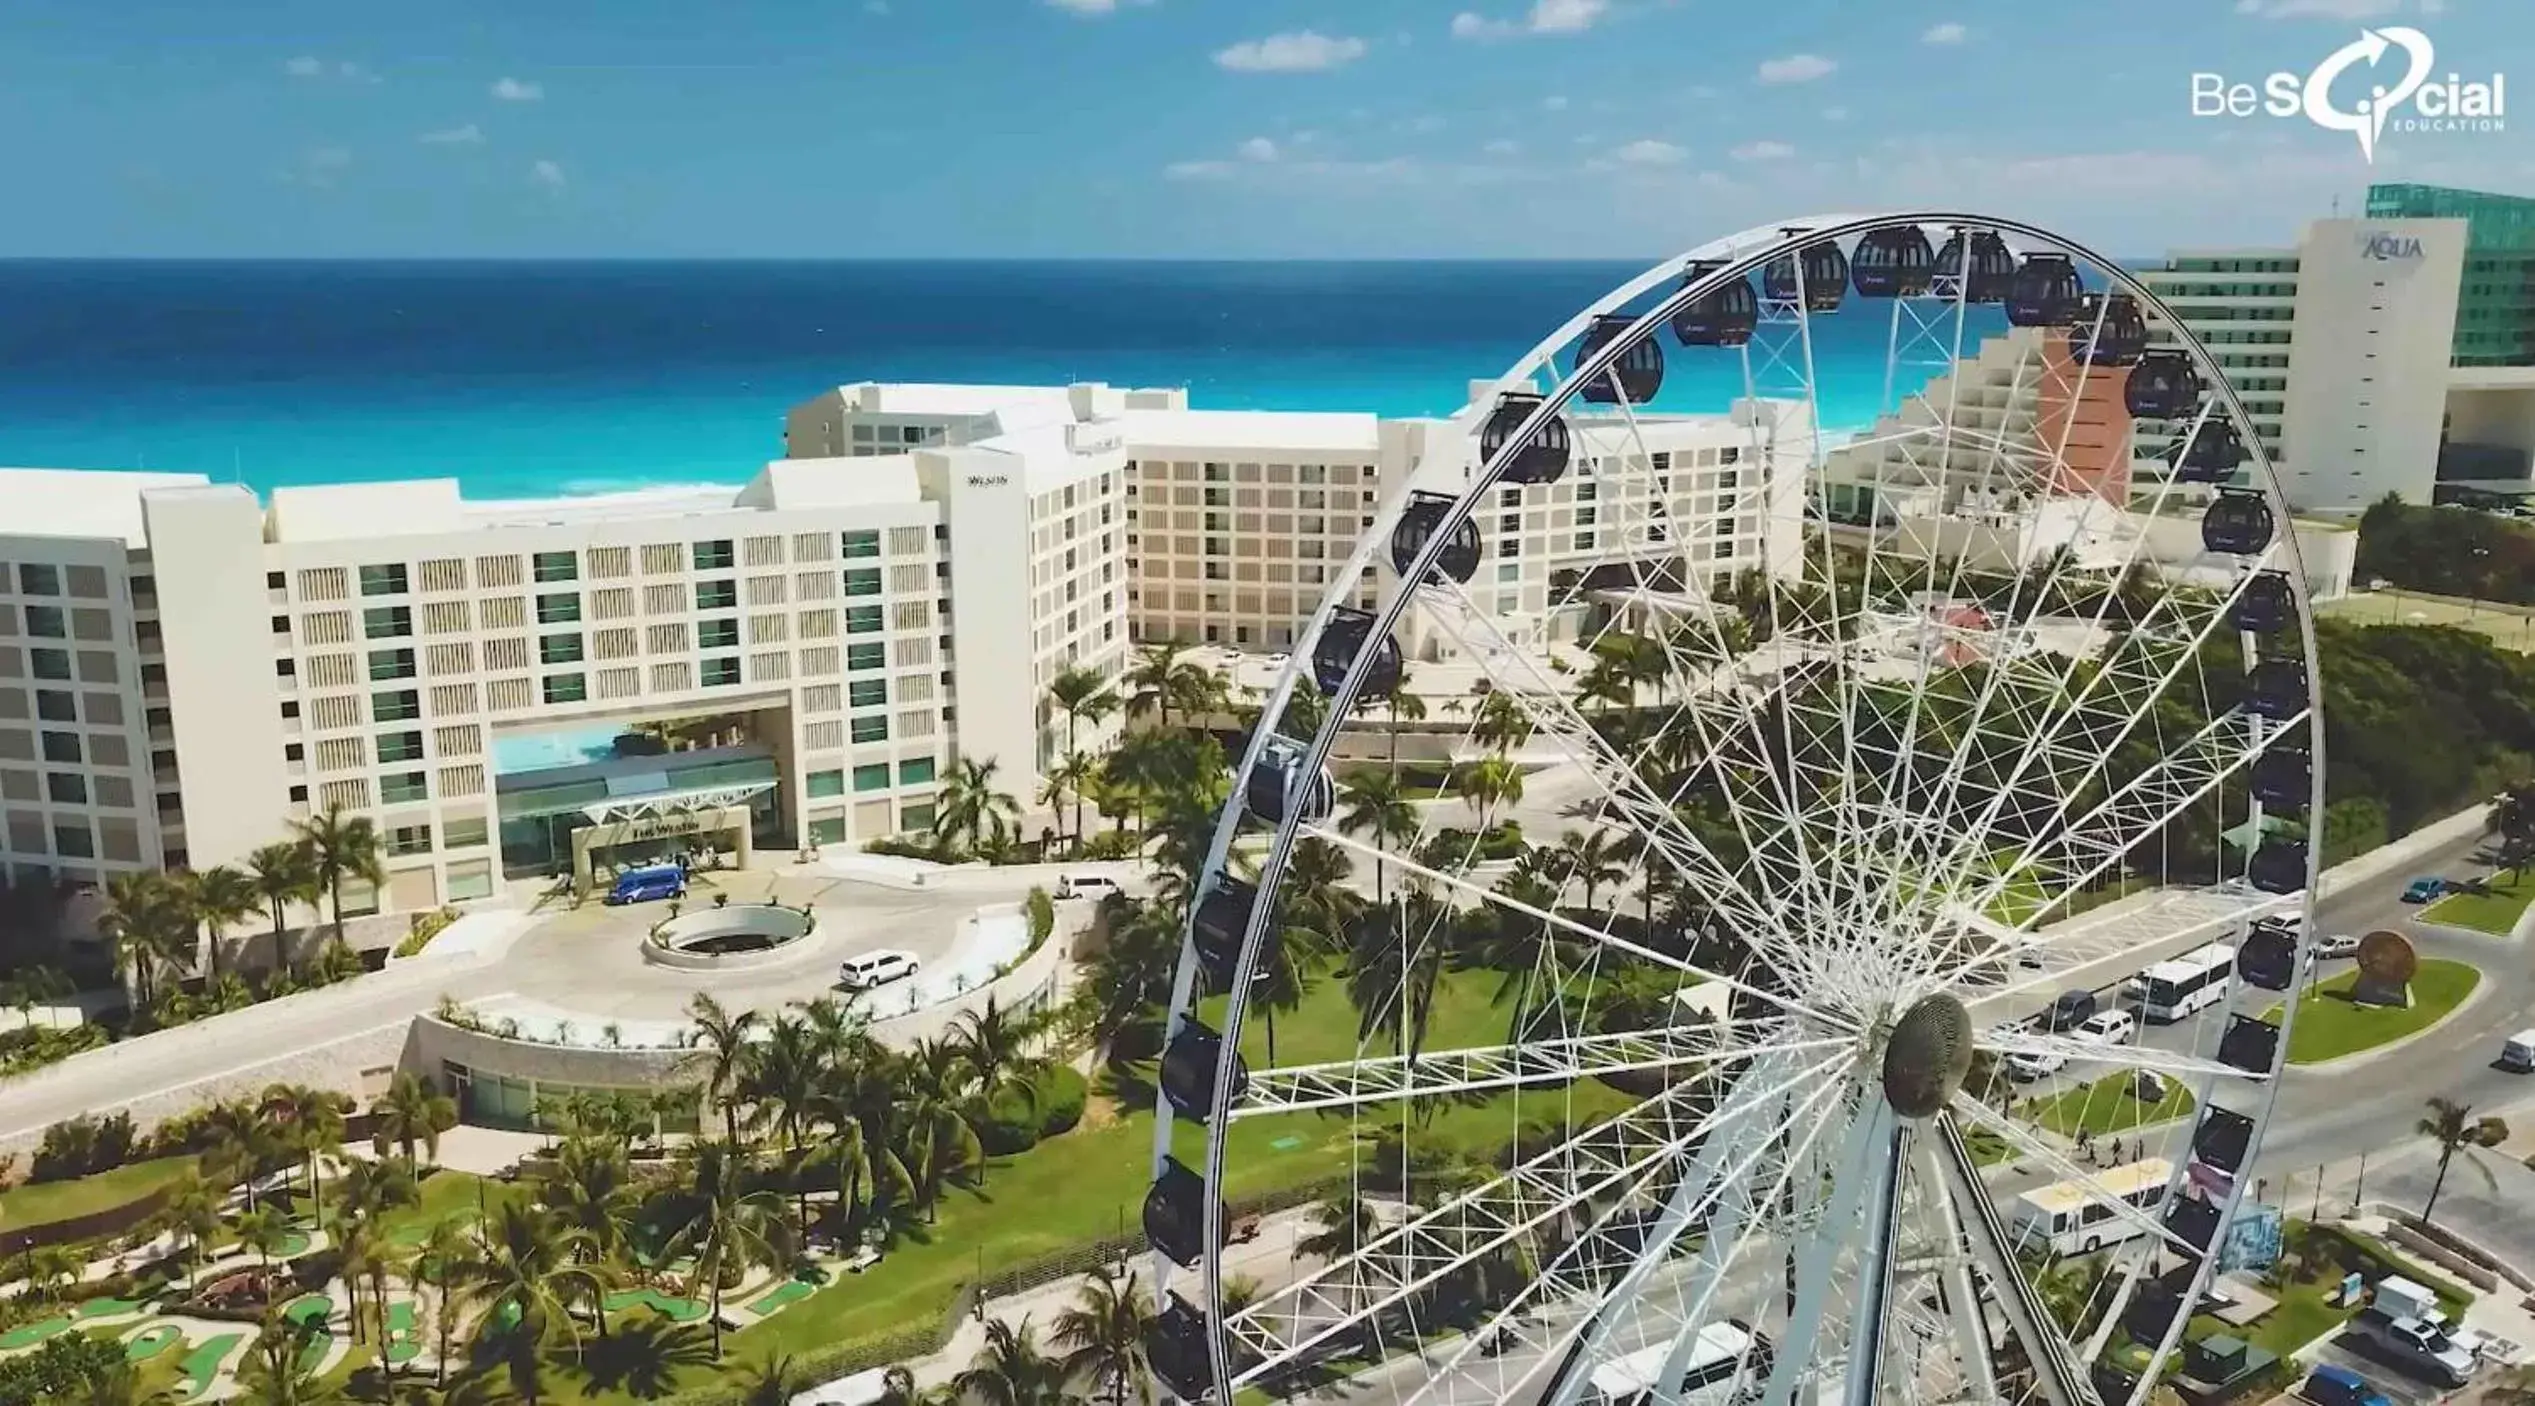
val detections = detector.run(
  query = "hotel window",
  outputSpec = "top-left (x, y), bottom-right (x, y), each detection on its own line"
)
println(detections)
top-left (807, 769), bottom-right (845, 799)
top-left (543, 673), bottom-right (588, 704)
top-left (17, 565), bottom-right (61, 596)
top-left (445, 816), bottom-right (490, 849)
top-left (40, 732), bottom-right (79, 764)
top-left (696, 580), bottom-right (738, 612)
top-left (848, 678), bottom-right (887, 709)
top-left (540, 633), bottom-right (585, 666)
top-left (359, 564), bottom-right (409, 597)
top-left (698, 619), bottom-right (740, 651)
top-left (846, 643), bottom-right (885, 671)
top-left (24, 607), bottom-right (66, 639)
top-left (385, 824), bottom-right (433, 857)
top-left (52, 822), bottom-right (94, 859)
top-left (32, 649), bottom-right (71, 681)
top-left (701, 657), bottom-right (741, 688)
top-left (850, 715), bottom-right (889, 744)
top-left (377, 730), bottom-right (425, 764)
top-left (853, 763), bottom-right (890, 792)
top-left (532, 551), bottom-right (579, 583)
top-left (535, 592), bottom-right (581, 625)
top-left (899, 756), bottom-right (936, 786)
top-left (368, 648), bottom-right (417, 682)
top-left (373, 688), bottom-right (421, 722)
top-left (842, 568), bottom-right (883, 597)
top-left (844, 606), bottom-right (883, 635)
top-left (363, 606), bottom-right (413, 640)
top-left (380, 771), bottom-right (429, 805)
top-left (693, 540), bottom-right (735, 571)
top-left (47, 773), bottom-right (87, 805)
top-left (842, 530), bottom-right (881, 560)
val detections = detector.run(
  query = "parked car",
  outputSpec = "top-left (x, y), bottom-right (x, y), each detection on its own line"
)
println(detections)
top-left (2401, 877), bottom-right (2447, 904)
top-left (1059, 874), bottom-right (1124, 901)
top-left (2072, 1010), bottom-right (2137, 1047)
top-left (604, 863), bottom-right (687, 906)
top-left (2297, 1363), bottom-right (2394, 1406)
top-left (2007, 1047), bottom-right (2069, 1082)
top-left (2315, 932), bottom-right (2363, 960)
top-left (2504, 1029), bottom-right (2535, 1072)
top-left (2042, 989), bottom-right (2099, 1032)
top-left (839, 950), bottom-right (921, 991)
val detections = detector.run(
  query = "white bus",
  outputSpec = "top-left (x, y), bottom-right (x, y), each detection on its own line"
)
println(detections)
top-left (1585, 1322), bottom-right (1769, 1406)
top-left (2128, 942), bottom-right (2235, 1023)
top-left (2009, 1158), bottom-right (2173, 1257)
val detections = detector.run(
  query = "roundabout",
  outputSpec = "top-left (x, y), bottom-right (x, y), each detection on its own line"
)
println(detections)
top-left (640, 901), bottom-right (822, 971)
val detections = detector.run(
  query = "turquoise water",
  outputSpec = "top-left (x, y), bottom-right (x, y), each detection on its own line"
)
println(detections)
top-left (0, 261), bottom-right (2007, 499)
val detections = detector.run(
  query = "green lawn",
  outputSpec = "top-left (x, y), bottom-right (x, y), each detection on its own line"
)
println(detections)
top-left (379, 1166), bottom-right (527, 1246)
top-left (2029, 1073), bottom-right (2197, 1137)
top-left (2264, 958), bottom-right (2481, 1065)
top-left (2421, 875), bottom-right (2535, 936)
top-left (0, 1155), bottom-right (196, 1230)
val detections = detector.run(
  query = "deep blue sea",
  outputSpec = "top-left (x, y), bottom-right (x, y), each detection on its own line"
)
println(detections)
top-left (0, 261), bottom-right (2007, 501)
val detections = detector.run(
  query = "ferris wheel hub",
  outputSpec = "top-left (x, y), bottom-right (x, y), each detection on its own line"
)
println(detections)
top-left (1878, 992), bottom-right (1975, 1119)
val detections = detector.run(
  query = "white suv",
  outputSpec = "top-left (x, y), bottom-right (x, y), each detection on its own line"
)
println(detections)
top-left (839, 950), bottom-right (920, 991)
top-left (2072, 1010), bottom-right (2136, 1047)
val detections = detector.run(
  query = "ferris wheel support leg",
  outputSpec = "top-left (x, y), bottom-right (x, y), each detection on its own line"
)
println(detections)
top-left (1642, 1086), bottom-right (1788, 1406)
top-left (1915, 1139), bottom-right (2001, 1405)
top-left (1759, 1094), bottom-right (1887, 1404)
top-left (1839, 1115), bottom-right (1910, 1406)
top-left (1932, 1117), bottom-right (2095, 1406)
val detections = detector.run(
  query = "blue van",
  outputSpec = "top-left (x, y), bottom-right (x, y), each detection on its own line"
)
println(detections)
top-left (2299, 1364), bottom-right (2393, 1406)
top-left (605, 863), bottom-right (687, 906)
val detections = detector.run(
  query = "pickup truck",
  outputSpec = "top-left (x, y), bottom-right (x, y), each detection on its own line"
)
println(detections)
top-left (2347, 1310), bottom-right (2476, 1388)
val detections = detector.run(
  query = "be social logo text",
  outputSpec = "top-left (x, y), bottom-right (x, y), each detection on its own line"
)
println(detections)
top-left (2189, 27), bottom-right (2505, 163)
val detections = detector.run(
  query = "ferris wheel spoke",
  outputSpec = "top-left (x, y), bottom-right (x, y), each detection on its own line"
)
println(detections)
top-left (1945, 1097), bottom-right (2198, 1262)
top-left (1302, 822), bottom-right (1854, 1029)
top-left (1230, 1023), bottom-right (1847, 1119)
top-left (1974, 1030), bottom-right (2263, 1086)
top-left (1223, 1054), bottom-right (1844, 1385)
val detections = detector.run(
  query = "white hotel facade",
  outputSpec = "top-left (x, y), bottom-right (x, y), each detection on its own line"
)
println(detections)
top-left (0, 380), bottom-right (1809, 915)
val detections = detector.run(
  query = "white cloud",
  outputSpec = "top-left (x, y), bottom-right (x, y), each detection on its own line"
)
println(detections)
top-left (1165, 160), bottom-right (1235, 180)
top-left (1046, 0), bottom-right (1154, 12)
top-left (491, 77), bottom-right (544, 102)
top-left (1614, 138), bottom-right (1687, 165)
top-left (284, 56), bottom-right (325, 77)
top-left (1402, 114), bottom-right (1448, 134)
top-left (1731, 139), bottom-right (1795, 161)
top-left (865, 0), bottom-right (889, 12)
top-left (1542, 95), bottom-right (1570, 112)
top-left (1756, 54), bottom-right (1836, 84)
top-left (1214, 31), bottom-right (1368, 72)
top-left (283, 146), bottom-right (353, 188)
top-left (1239, 137), bottom-right (1281, 163)
top-left (1822, 106), bottom-right (1850, 121)
top-left (530, 159), bottom-right (565, 188)
top-left (420, 124), bottom-right (485, 146)
top-left (284, 56), bottom-right (377, 83)
top-left (1920, 21), bottom-right (1967, 44)
top-left (1451, 0), bottom-right (1608, 40)
top-left (1483, 138), bottom-right (1522, 157)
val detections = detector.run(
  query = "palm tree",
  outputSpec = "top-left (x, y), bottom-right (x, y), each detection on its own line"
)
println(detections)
top-left (1348, 893), bottom-right (1449, 1063)
top-left (736, 1014), bottom-right (830, 1241)
top-left (677, 994), bottom-right (758, 1142)
top-left (538, 1138), bottom-right (635, 1337)
top-left (738, 1354), bottom-right (811, 1406)
top-left (1469, 689), bottom-right (1529, 756)
top-left (95, 870), bottom-right (184, 1009)
top-left (71, 1360), bottom-right (175, 1405)
top-left (660, 1139), bottom-right (794, 1360)
top-left (1366, 684), bottom-right (1427, 768)
top-left (172, 864), bottom-right (259, 985)
top-left (2417, 1095), bottom-right (2508, 1224)
top-left (371, 1072), bottom-right (459, 1165)
top-left (1054, 1265), bottom-right (1155, 1406)
top-left (21, 1244), bottom-right (83, 1301)
top-left (292, 802), bottom-right (386, 951)
top-left (233, 1205), bottom-right (292, 1270)
top-left (244, 840), bottom-right (321, 976)
top-left (238, 1315), bottom-right (350, 1405)
top-left (2487, 781), bottom-right (2535, 881)
top-left (412, 1217), bottom-right (473, 1388)
top-left (1338, 772), bottom-right (1418, 904)
top-left (1453, 754), bottom-right (1525, 836)
top-left (197, 1098), bottom-right (277, 1209)
top-left (458, 1200), bottom-right (605, 1397)
top-left (1556, 828), bottom-right (1627, 916)
top-left (157, 1169), bottom-right (223, 1280)
top-left (897, 1040), bottom-right (984, 1220)
top-left (934, 756), bottom-right (1023, 858)
top-left (950, 995), bottom-right (1049, 1114)
top-left (956, 1317), bottom-right (1067, 1406)
top-left (1041, 751), bottom-right (1100, 847)
top-left (260, 1083), bottom-right (350, 1202)
top-left (1047, 664), bottom-right (1120, 819)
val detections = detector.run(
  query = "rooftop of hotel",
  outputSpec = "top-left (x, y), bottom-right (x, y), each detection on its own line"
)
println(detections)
top-left (0, 468), bottom-right (215, 546)
top-left (1117, 407), bottom-right (1383, 454)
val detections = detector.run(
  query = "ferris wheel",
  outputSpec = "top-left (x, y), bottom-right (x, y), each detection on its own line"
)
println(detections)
top-left (1138, 214), bottom-right (2323, 1406)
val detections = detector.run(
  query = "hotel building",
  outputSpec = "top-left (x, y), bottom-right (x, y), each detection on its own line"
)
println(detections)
top-left (1, 377), bottom-right (1813, 917)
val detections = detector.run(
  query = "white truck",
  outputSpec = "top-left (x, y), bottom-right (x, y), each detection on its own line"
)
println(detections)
top-left (2348, 1276), bottom-right (2477, 1389)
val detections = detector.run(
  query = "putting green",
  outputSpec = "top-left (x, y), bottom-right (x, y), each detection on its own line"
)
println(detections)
top-left (124, 1324), bottom-right (182, 1362)
top-left (74, 1297), bottom-right (146, 1321)
top-left (602, 1287), bottom-right (710, 1323)
top-left (177, 1333), bottom-right (243, 1398)
top-left (384, 1300), bottom-right (423, 1365)
top-left (746, 1280), bottom-right (815, 1317)
top-left (0, 1317), bottom-right (71, 1350)
top-left (283, 1294), bottom-right (333, 1327)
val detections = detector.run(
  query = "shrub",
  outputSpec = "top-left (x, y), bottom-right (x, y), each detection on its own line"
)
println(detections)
top-left (1033, 1065), bottom-right (1088, 1138)
top-left (975, 1103), bottom-right (1039, 1157)
top-left (392, 906), bottom-right (461, 959)
top-left (0, 1333), bottom-right (123, 1403)
top-left (1025, 887), bottom-right (1056, 950)
top-left (30, 1111), bottom-right (138, 1183)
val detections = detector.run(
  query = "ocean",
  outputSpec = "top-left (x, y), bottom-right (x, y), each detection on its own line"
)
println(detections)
top-left (0, 261), bottom-right (2007, 501)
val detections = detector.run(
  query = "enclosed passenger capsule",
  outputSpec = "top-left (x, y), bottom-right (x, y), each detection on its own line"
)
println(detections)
top-left (1160, 1020), bottom-right (1247, 1123)
top-left (1480, 391), bottom-right (1571, 486)
top-left (2234, 925), bottom-right (2296, 993)
top-left (2249, 838), bottom-right (2307, 896)
top-left (2250, 745), bottom-right (2311, 812)
top-left (2193, 1106), bottom-right (2255, 1176)
top-left (2228, 571), bottom-right (2295, 635)
top-left (2067, 292), bottom-right (2148, 367)
top-left (2243, 657), bottom-right (2308, 722)
top-left (1850, 226), bottom-right (1936, 298)
top-left (2200, 490), bottom-right (2275, 556)
top-left (2218, 1012), bottom-right (2280, 1073)
top-left (1148, 1293), bottom-right (1214, 1402)
top-left (1932, 228), bottom-right (2015, 303)
top-left (1762, 239), bottom-right (1848, 313)
top-left (1311, 607), bottom-right (1404, 698)
top-left (2124, 350), bottom-right (2204, 420)
top-left (1574, 314), bottom-right (1665, 405)
top-left (1390, 491), bottom-right (1481, 587)
top-left (2006, 253), bottom-right (2084, 328)
top-left (2167, 420), bottom-right (2250, 484)
top-left (2164, 1194), bottom-right (2220, 1256)
top-left (1192, 876), bottom-right (1261, 984)
top-left (1143, 1156), bottom-right (1217, 1268)
top-left (1244, 736), bottom-right (1333, 827)
top-left (1670, 260), bottom-right (1759, 347)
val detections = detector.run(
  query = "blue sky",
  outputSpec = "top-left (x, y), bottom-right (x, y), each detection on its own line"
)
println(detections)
top-left (0, 0), bottom-right (2523, 258)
